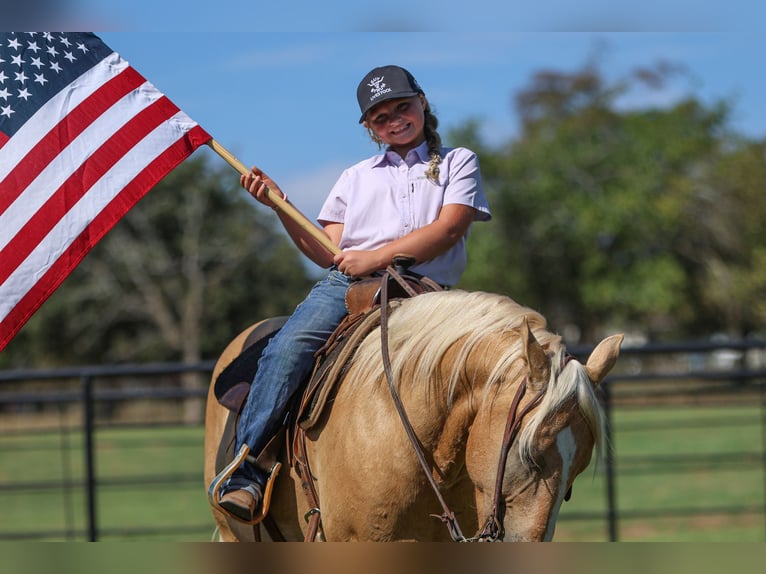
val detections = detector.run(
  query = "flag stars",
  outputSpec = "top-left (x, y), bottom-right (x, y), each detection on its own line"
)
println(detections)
top-left (1, 33), bottom-right (108, 132)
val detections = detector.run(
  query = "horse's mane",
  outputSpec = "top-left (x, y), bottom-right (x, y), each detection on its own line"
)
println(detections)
top-left (349, 289), bottom-right (604, 466)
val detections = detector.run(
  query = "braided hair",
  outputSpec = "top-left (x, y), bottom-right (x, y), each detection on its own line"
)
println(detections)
top-left (422, 106), bottom-right (442, 183)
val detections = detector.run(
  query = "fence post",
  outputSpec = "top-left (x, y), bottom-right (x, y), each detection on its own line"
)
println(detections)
top-left (761, 383), bottom-right (766, 540)
top-left (602, 379), bottom-right (619, 541)
top-left (82, 374), bottom-right (98, 542)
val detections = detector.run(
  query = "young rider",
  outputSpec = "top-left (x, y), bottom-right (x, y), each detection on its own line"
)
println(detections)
top-left (216, 64), bottom-right (491, 522)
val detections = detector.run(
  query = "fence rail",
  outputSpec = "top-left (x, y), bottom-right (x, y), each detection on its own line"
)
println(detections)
top-left (1, 338), bottom-right (765, 541)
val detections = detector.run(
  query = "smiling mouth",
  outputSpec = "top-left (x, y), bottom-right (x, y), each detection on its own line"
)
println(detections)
top-left (389, 123), bottom-right (411, 136)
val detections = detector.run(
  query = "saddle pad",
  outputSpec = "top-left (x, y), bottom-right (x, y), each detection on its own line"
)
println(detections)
top-left (214, 316), bottom-right (288, 412)
top-left (298, 300), bottom-right (402, 431)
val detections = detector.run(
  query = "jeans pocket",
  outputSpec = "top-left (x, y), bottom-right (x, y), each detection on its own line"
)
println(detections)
top-left (328, 269), bottom-right (352, 287)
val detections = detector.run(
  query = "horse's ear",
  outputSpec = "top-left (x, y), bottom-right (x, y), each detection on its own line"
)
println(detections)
top-left (521, 317), bottom-right (549, 391)
top-left (584, 334), bottom-right (624, 387)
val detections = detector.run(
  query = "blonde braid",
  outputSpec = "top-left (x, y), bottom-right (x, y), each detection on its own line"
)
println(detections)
top-left (423, 108), bottom-right (442, 183)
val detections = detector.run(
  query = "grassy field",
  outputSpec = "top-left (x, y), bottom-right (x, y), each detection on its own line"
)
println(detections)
top-left (1, 404), bottom-right (764, 541)
top-left (555, 405), bottom-right (766, 541)
top-left (0, 425), bottom-right (213, 541)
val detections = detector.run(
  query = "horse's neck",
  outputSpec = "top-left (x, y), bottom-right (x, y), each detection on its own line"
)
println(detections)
top-left (430, 397), bottom-right (475, 484)
top-left (428, 333), bottom-right (518, 481)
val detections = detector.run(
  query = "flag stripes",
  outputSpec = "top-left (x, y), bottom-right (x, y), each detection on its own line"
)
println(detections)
top-left (0, 33), bottom-right (211, 351)
top-left (0, 64), bottom-right (146, 210)
top-left (1, 122), bottom-right (209, 346)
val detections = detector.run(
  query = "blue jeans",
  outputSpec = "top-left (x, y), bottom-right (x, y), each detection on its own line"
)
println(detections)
top-left (234, 269), bottom-right (352, 470)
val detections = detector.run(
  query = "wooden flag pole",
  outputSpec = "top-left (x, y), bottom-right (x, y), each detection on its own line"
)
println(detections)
top-left (207, 139), bottom-right (341, 257)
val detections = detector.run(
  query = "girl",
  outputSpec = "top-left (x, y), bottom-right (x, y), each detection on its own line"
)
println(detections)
top-left (216, 64), bottom-right (491, 522)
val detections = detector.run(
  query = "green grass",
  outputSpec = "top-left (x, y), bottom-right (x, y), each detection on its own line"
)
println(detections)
top-left (0, 426), bottom-right (213, 541)
top-left (1, 404), bottom-right (764, 541)
top-left (554, 405), bottom-right (766, 541)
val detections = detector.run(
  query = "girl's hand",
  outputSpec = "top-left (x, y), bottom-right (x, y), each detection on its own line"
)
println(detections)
top-left (333, 250), bottom-right (385, 278)
top-left (240, 167), bottom-right (284, 210)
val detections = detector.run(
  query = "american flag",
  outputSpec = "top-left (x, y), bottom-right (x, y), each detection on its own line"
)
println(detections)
top-left (0, 32), bottom-right (211, 352)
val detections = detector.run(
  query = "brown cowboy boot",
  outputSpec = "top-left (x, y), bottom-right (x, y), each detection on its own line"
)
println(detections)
top-left (219, 481), bottom-right (263, 523)
top-left (209, 443), bottom-right (282, 525)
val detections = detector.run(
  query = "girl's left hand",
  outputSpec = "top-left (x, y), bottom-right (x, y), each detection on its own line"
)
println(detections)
top-left (334, 250), bottom-right (384, 278)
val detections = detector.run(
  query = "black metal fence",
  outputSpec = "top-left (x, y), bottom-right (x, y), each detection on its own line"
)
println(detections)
top-left (0, 362), bottom-right (214, 541)
top-left (568, 337), bottom-right (766, 541)
top-left (1, 338), bottom-right (765, 541)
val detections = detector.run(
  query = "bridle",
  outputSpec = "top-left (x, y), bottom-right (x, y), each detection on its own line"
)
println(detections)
top-left (470, 380), bottom-right (546, 542)
top-left (378, 265), bottom-right (548, 542)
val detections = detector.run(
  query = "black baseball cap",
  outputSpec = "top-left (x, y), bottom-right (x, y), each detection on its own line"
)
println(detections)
top-left (357, 65), bottom-right (424, 123)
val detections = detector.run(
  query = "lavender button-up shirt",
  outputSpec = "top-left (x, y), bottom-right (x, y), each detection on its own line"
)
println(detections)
top-left (317, 142), bottom-right (491, 286)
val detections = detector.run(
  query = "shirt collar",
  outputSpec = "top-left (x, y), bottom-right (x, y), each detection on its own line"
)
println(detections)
top-left (372, 141), bottom-right (431, 168)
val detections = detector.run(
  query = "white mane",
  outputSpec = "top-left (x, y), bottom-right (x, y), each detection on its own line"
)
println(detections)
top-left (348, 289), bottom-right (604, 466)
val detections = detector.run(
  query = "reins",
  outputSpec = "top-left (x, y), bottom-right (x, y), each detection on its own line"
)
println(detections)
top-left (379, 266), bottom-right (466, 541)
top-left (378, 264), bottom-right (547, 542)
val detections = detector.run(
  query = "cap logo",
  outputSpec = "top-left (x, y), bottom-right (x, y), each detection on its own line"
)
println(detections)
top-left (367, 75), bottom-right (392, 103)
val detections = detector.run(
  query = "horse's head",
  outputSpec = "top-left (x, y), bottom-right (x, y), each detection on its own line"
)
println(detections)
top-left (466, 319), bottom-right (623, 541)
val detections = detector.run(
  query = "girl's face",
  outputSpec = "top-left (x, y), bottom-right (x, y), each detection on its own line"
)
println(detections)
top-left (364, 95), bottom-right (427, 153)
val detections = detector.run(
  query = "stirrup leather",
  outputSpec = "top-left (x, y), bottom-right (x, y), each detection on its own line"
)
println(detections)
top-left (207, 444), bottom-right (282, 525)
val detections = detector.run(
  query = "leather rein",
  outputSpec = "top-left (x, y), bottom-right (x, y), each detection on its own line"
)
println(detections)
top-left (378, 266), bottom-right (547, 542)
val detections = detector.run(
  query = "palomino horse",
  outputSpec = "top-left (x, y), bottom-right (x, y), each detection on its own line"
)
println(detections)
top-left (204, 289), bottom-right (623, 541)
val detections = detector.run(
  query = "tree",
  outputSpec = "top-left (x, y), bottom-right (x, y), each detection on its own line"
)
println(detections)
top-left (695, 139), bottom-right (766, 336)
top-left (457, 61), bottom-right (762, 342)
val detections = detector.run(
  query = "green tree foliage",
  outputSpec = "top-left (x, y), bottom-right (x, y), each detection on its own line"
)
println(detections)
top-left (457, 62), bottom-right (766, 342)
top-left (1, 154), bottom-right (313, 368)
top-left (698, 139), bottom-right (766, 334)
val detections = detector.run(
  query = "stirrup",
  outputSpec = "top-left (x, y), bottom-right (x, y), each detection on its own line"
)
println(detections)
top-left (207, 444), bottom-right (282, 525)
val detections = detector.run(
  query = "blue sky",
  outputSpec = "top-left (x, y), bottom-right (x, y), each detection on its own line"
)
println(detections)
top-left (21, 2), bottom-right (766, 220)
top-left (70, 1), bottom-right (763, 33)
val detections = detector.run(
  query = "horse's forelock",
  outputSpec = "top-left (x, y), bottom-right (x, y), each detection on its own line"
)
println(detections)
top-left (517, 355), bottom-right (605, 469)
